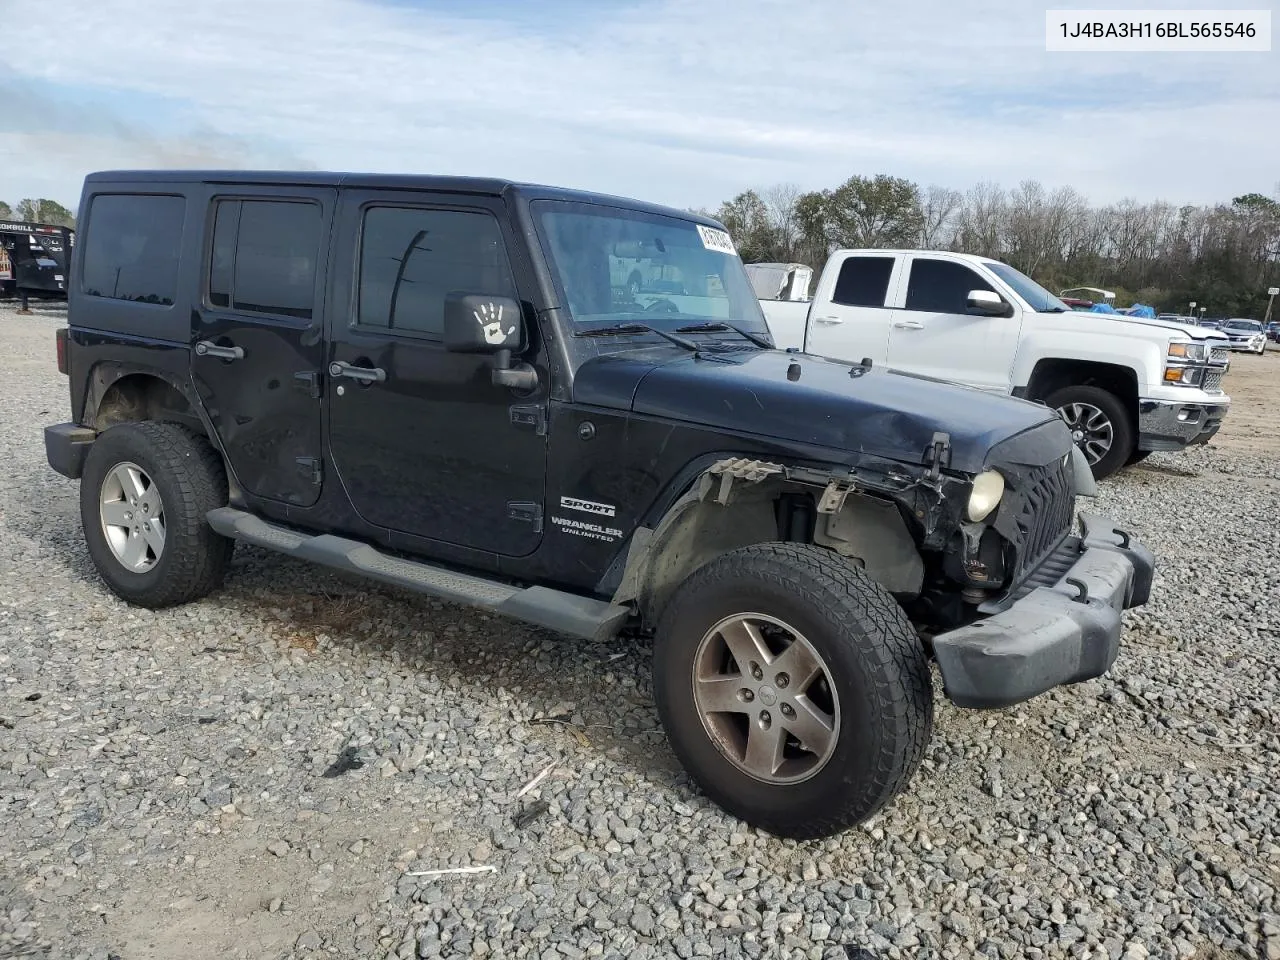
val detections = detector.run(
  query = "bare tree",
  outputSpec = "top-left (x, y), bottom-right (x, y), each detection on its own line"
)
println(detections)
top-left (919, 185), bottom-right (963, 249)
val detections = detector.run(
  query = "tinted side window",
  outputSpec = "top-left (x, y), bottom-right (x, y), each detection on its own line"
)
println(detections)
top-left (357, 206), bottom-right (514, 336)
top-left (904, 259), bottom-right (994, 314)
top-left (81, 194), bottom-right (185, 305)
top-left (207, 199), bottom-right (321, 318)
top-left (831, 256), bottom-right (894, 307)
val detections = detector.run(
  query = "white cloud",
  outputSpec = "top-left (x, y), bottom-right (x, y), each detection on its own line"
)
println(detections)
top-left (1, 0), bottom-right (1275, 210)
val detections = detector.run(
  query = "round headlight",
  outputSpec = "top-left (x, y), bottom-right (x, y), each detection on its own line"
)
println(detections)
top-left (967, 470), bottom-right (1006, 522)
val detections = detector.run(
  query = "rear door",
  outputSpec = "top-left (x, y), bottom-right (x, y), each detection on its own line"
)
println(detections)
top-left (803, 253), bottom-right (898, 363)
top-left (191, 187), bottom-right (335, 507)
top-left (886, 256), bottom-right (1021, 390)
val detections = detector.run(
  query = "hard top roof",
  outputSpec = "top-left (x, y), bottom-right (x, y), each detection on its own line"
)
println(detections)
top-left (84, 170), bottom-right (722, 227)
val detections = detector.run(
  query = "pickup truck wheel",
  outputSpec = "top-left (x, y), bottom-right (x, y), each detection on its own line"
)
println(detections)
top-left (653, 542), bottom-right (932, 840)
top-left (1046, 385), bottom-right (1133, 481)
top-left (80, 421), bottom-right (233, 609)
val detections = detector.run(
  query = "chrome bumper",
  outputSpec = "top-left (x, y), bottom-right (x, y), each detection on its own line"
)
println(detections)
top-left (1137, 398), bottom-right (1229, 451)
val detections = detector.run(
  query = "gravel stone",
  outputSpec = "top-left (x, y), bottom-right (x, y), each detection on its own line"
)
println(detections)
top-left (2, 304), bottom-right (1279, 960)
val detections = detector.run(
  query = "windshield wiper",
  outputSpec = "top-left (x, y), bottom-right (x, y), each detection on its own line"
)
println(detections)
top-left (576, 323), bottom-right (699, 351)
top-left (674, 321), bottom-right (774, 348)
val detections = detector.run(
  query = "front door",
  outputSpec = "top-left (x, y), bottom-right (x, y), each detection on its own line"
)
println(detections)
top-left (325, 190), bottom-right (548, 557)
top-left (885, 255), bottom-right (1022, 391)
top-left (191, 187), bottom-right (335, 506)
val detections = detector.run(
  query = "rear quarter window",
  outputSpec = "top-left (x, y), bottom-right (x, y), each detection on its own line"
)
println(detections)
top-left (81, 194), bottom-right (186, 306)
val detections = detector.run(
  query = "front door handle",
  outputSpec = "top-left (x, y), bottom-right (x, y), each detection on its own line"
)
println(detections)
top-left (194, 340), bottom-right (245, 360)
top-left (892, 319), bottom-right (925, 330)
top-left (328, 361), bottom-right (386, 384)
top-left (813, 315), bottom-right (844, 325)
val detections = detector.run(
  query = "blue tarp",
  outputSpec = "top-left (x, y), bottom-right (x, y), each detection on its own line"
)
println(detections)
top-left (1089, 302), bottom-right (1157, 318)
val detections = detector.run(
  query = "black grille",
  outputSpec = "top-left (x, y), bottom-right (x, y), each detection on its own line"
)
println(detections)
top-left (1007, 457), bottom-right (1076, 585)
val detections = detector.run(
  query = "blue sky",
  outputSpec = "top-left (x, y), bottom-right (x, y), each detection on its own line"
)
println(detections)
top-left (0, 0), bottom-right (1275, 212)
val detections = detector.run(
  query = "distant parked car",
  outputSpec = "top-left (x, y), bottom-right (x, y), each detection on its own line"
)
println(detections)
top-left (1266, 321), bottom-right (1280, 343)
top-left (1217, 319), bottom-right (1267, 354)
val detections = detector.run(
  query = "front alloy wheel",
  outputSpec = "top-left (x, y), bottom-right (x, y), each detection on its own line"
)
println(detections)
top-left (99, 461), bottom-right (166, 572)
top-left (692, 613), bottom-right (840, 784)
top-left (1044, 384), bottom-right (1134, 481)
top-left (1058, 401), bottom-right (1114, 466)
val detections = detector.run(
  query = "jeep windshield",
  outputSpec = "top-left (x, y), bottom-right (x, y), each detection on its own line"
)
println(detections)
top-left (533, 200), bottom-right (769, 334)
top-left (985, 261), bottom-right (1072, 314)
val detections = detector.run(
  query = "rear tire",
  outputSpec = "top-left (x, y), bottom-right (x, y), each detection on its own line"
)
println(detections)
top-left (80, 421), bottom-right (233, 609)
top-left (1046, 385), bottom-right (1134, 481)
top-left (653, 543), bottom-right (933, 840)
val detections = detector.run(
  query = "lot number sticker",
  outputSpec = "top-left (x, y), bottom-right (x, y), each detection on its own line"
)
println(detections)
top-left (697, 225), bottom-right (737, 255)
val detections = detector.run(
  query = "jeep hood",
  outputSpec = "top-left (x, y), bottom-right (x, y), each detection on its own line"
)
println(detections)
top-left (573, 349), bottom-right (1066, 474)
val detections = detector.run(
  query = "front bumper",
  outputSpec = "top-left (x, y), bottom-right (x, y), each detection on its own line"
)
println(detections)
top-left (45, 422), bottom-right (96, 479)
top-left (1137, 398), bottom-right (1229, 452)
top-left (933, 513), bottom-right (1154, 709)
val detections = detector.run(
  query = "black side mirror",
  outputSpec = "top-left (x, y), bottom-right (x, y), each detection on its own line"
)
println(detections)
top-left (443, 293), bottom-right (525, 354)
top-left (442, 293), bottom-right (538, 392)
top-left (966, 289), bottom-right (1013, 318)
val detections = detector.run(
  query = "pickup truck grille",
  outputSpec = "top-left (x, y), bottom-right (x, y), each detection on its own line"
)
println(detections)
top-left (1210, 347), bottom-right (1229, 365)
top-left (1204, 369), bottom-right (1224, 392)
top-left (1007, 457), bottom-right (1076, 585)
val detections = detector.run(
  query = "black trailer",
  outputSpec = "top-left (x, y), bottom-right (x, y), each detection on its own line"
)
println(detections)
top-left (0, 220), bottom-right (75, 301)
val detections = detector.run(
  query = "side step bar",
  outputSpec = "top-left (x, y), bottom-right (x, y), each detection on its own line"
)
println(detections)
top-left (206, 507), bottom-right (631, 642)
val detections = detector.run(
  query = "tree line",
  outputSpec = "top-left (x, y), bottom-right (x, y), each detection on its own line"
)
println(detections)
top-left (0, 199), bottom-right (76, 228)
top-left (704, 176), bottom-right (1280, 319)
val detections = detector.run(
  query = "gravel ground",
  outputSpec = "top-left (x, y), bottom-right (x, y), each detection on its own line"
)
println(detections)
top-left (2, 302), bottom-right (1278, 960)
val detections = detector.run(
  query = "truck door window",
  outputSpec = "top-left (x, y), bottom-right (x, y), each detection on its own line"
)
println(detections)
top-left (81, 194), bottom-right (186, 305)
top-left (356, 206), bottom-right (515, 337)
top-left (208, 199), bottom-right (321, 319)
top-left (831, 256), bottom-right (894, 307)
top-left (904, 259), bottom-right (994, 314)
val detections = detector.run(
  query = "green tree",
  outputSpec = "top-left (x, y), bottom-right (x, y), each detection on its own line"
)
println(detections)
top-left (0, 200), bottom-right (12, 220)
top-left (714, 190), bottom-right (782, 263)
top-left (15, 198), bottom-right (76, 227)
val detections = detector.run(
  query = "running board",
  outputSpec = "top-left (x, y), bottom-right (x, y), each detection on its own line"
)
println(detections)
top-left (206, 507), bottom-right (631, 642)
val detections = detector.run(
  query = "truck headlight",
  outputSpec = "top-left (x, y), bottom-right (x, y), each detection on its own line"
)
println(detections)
top-left (1163, 366), bottom-right (1205, 386)
top-left (966, 470), bottom-right (1005, 522)
top-left (1167, 341), bottom-right (1207, 362)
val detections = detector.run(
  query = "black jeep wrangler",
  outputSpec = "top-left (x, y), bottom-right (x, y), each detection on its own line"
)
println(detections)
top-left (45, 171), bottom-right (1154, 839)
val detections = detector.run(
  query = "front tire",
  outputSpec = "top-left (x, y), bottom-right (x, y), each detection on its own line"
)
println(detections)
top-left (653, 543), bottom-right (933, 840)
top-left (80, 421), bottom-right (233, 609)
top-left (1046, 385), bottom-right (1134, 481)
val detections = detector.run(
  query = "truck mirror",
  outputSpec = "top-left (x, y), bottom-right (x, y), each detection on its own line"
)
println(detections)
top-left (966, 290), bottom-right (1013, 317)
top-left (443, 294), bottom-right (526, 354)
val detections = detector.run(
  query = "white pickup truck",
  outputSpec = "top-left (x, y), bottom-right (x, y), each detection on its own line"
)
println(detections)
top-left (760, 249), bottom-right (1232, 479)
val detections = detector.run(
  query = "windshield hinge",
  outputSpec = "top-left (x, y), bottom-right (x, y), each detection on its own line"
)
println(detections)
top-left (924, 432), bottom-right (952, 481)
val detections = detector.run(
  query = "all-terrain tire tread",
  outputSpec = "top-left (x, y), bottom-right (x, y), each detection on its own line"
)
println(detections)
top-left (655, 542), bottom-right (933, 839)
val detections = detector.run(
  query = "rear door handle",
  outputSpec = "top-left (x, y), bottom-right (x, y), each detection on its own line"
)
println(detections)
top-left (328, 361), bottom-right (386, 384)
top-left (813, 315), bottom-right (844, 325)
top-left (892, 319), bottom-right (925, 330)
top-left (194, 340), bottom-right (245, 360)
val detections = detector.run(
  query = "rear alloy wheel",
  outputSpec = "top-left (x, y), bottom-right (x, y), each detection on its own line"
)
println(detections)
top-left (80, 421), bottom-right (234, 609)
top-left (654, 542), bottom-right (932, 840)
top-left (1046, 385), bottom-right (1134, 481)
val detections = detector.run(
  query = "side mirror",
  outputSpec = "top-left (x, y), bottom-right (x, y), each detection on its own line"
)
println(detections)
top-left (966, 289), bottom-right (1013, 318)
top-left (442, 293), bottom-right (538, 392)
top-left (443, 293), bottom-right (525, 354)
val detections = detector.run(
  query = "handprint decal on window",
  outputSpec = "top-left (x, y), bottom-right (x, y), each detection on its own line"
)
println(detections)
top-left (474, 302), bottom-right (515, 345)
